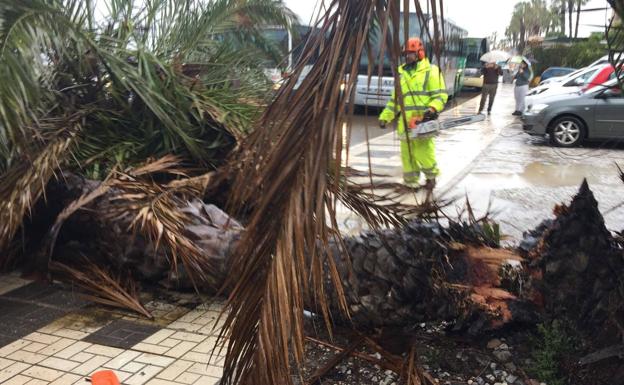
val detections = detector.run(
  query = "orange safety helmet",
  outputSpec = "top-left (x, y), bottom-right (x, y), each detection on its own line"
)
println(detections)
top-left (404, 37), bottom-right (426, 60)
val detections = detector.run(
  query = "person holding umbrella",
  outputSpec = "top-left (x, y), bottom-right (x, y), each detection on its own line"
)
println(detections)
top-left (478, 50), bottom-right (508, 115)
top-left (478, 62), bottom-right (503, 114)
top-left (511, 57), bottom-right (532, 116)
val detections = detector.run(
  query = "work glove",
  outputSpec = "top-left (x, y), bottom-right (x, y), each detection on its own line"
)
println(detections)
top-left (379, 120), bottom-right (387, 129)
top-left (422, 108), bottom-right (438, 122)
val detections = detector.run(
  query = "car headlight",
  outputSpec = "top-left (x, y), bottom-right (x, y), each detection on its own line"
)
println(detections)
top-left (528, 103), bottom-right (549, 113)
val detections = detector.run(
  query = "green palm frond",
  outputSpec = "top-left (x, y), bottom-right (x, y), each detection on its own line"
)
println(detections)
top-left (0, 0), bottom-right (296, 258)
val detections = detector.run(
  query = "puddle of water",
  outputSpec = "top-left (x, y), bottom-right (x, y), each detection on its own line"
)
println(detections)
top-left (460, 162), bottom-right (604, 192)
top-left (519, 162), bottom-right (600, 188)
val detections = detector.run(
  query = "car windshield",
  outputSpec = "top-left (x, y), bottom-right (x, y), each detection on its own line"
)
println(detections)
top-left (582, 79), bottom-right (619, 94)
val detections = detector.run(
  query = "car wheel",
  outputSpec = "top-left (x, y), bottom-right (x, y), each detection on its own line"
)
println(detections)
top-left (549, 116), bottom-right (585, 147)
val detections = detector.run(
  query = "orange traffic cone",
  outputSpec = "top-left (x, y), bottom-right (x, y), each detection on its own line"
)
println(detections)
top-left (90, 370), bottom-right (120, 385)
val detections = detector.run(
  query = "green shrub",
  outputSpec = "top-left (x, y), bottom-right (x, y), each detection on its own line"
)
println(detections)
top-left (529, 320), bottom-right (576, 385)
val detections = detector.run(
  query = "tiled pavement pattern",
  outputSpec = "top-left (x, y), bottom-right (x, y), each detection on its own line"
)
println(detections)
top-left (0, 274), bottom-right (227, 385)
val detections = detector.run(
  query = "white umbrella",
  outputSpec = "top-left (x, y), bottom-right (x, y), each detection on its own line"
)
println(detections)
top-left (480, 50), bottom-right (511, 63)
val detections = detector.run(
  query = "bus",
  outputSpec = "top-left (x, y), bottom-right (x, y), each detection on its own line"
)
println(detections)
top-left (461, 37), bottom-right (489, 89)
top-left (352, 13), bottom-right (468, 108)
top-left (260, 25), bottom-right (313, 85)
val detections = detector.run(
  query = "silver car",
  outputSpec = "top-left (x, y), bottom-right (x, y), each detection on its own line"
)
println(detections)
top-left (522, 79), bottom-right (624, 147)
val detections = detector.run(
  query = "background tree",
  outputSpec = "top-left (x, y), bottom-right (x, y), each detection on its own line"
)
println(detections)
top-left (574, 0), bottom-right (591, 38)
top-left (506, 0), bottom-right (554, 53)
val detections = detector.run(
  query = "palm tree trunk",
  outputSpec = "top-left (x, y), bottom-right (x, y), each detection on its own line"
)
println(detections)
top-left (568, 0), bottom-right (574, 38)
top-left (519, 22), bottom-right (527, 53)
top-left (561, 3), bottom-right (567, 35)
top-left (22, 176), bottom-right (624, 342)
top-left (25, 174), bottom-right (527, 334)
top-left (574, 0), bottom-right (581, 38)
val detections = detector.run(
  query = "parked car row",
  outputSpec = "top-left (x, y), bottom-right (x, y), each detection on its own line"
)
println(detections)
top-left (522, 78), bottom-right (623, 147)
top-left (526, 63), bottom-right (620, 106)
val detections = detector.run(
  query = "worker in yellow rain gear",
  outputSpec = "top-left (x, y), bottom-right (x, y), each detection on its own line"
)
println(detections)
top-left (379, 37), bottom-right (448, 191)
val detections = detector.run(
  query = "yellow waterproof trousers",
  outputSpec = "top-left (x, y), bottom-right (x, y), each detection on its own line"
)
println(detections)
top-left (400, 137), bottom-right (439, 185)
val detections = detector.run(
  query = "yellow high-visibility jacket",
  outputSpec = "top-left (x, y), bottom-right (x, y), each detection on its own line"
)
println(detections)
top-left (379, 58), bottom-right (448, 135)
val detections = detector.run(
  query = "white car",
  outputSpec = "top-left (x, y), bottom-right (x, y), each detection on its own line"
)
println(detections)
top-left (526, 65), bottom-right (606, 106)
top-left (538, 67), bottom-right (586, 86)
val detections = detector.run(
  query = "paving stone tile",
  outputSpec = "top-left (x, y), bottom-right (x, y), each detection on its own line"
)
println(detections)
top-left (3, 374), bottom-right (32, 385)
top-left (7, 350), bottom-right (47, 365)
top-left (0, 356), bottom-right (14, 369)
top-left (83, 345), bottom-right (123, 358)
top-left (176, 371), bottom-right (201, 384)
top-left (133, 353), bottom-right (174, 368)
top-left (132, 343), bottom-right (169, 355)
top-left (120, 361), bottom-right (145, 373)
top-left (192, 338), bottom-right (225, 356)
top-left (39, 338), bottom-right (75, 356)
top-left (54, 342), bottom-right (91, 360)
top-left (140, 329), bottom-right (175, 345)
top-left (23, 333), bottom-right (61, 346)
top-left (197, 326), bottom-right (221, 337)
top-left (25, 379), bottom-right (48, 385)
top-left (37, 312), bottom-right (113, 337)
top-left (71, 355), bottom-right (110, 376)
top-left (170, 332), bottom-right (205, 343)
top-left (39, 356), bottom-right (80, 371)
top-left (22, 365), bottom-right (64, 381)
top-left (155, 360), bottom-right (194, 381)
top-left (0, 361), bottom-right (31, 383)
top-left (158, 338), bottom-right (180, 348)
top-left (51, 329), bottom-right (91, 340)
top-left (84, 320), bottom-right (161, 350)
top-left (0, 340), bottom-right (32, 357)
top-left (103, 350), bottom-right (141, 370)
top-left (69, 352), bottom-right (93, 363)
top-left (164, 341), bottom-right (197, 358)
top-left (49, 373), bottom-right (81, 385)
top-left (166, 322), bottom-right (202, 333)
top-left (125, 365), bottom-right (162, 385)
top-left (183, 352), bottom-right (223, 366)
top-left (187, 363), bottom-right (222, 378)
top-left (192, 375), bottom-right (221, 385)
top-left (22, 343), bottom-right (47, 353)
top-left (175, 311), bottom-right (204, 324)
top-left (146, 379), bottom-right (185, 385)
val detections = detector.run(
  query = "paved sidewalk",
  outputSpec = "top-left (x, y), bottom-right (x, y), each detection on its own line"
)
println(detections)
top-left (345, 86), bottom-right (515, 193)
top-left (0, 274), bottom-right (226, 385)
top-left (338, 86), bottom-right (515, 234)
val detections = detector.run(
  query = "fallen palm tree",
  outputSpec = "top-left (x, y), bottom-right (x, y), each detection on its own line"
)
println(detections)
top-left (3, 1), bottom-right (624, 385)
top-left (0, 0), bottom-right (297, 267)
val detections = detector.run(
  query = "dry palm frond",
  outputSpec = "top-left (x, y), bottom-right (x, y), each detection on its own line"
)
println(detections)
top-left (44, 179), bottom-right (112, 259)
top-left (50, 259), bottom-right (152, 319)
top-left (0, 121), bottom-right (80, 265)
top-left (102, 157), bottom-right (218, 290)
top-left (219, 1), bottom-right (444, 384)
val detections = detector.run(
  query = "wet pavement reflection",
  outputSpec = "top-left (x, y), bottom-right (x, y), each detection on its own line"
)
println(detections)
top-left (342, 84), bottom-right (624, 242)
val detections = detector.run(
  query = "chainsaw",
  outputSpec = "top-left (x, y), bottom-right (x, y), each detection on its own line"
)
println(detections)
top-left (407, 113), bottom-right (486, 139)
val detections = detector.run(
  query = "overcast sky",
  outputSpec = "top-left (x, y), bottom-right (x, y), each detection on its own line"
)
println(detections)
top-left (285, 0), bottom-right (613, 39)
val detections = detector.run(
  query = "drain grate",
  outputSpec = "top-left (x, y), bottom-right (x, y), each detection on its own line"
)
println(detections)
top-left (83, 319), bottom-right (162, 349)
